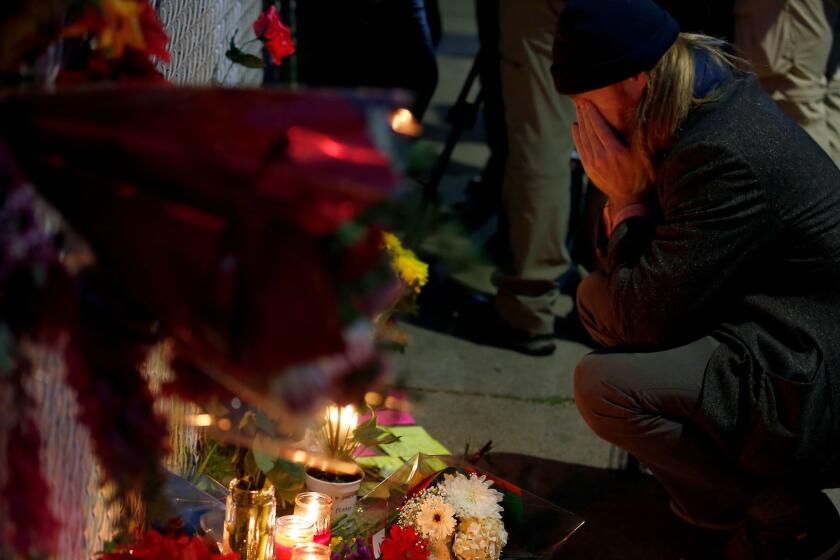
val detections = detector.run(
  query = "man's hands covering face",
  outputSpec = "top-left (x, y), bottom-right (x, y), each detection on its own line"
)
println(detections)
top-left (572, 100), bottom-right (647, 210)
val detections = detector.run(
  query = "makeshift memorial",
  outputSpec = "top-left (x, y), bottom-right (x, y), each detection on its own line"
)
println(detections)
top-left (0, 85), bottom-right (404, 559)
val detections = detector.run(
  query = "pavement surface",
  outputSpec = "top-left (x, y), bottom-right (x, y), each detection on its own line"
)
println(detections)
top-left (389, 2), bottom-right (840, 558)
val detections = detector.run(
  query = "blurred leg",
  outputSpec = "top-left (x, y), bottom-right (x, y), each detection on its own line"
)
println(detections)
top-left (735, 0), bottom-right (834, 157)
top-left (493, 0), bottom-right (574, 335)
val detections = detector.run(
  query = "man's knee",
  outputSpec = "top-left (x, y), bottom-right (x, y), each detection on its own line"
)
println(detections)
top-left (573, 352), bottom-right (638, 442)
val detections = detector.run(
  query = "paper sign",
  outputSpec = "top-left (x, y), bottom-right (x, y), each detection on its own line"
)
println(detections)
top-left (357, 410), bottom-right (416, 427)
top-left (356, 456), bottom-right (405, 479)
top-left (379, 426), bottom-right (450, 459)
top-left (372, 528), bottom-right (386, 559)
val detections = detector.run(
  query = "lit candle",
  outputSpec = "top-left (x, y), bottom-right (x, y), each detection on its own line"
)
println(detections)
top-left (275, 516), bottom-right (315, 560)
top-left (324, 404), bottom-right (359, 457)
top-left (292, 543), bottom-right (331, 560)
top-left (294, 492), bottom-right (333, 545)
top-left (389, 108), bottom-right (423, 137)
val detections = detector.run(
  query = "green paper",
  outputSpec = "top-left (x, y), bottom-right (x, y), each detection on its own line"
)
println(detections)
top-left (379, 426), bottom-right (450, 459)
top-left (357, 456), bottom-right (405, 479)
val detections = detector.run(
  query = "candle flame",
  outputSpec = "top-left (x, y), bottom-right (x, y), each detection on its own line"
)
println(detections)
top-left (389, 108), bottom-right (423, 137)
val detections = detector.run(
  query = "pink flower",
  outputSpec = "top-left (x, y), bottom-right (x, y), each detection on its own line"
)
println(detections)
top-left (252, 5), bottom-right (295, 65)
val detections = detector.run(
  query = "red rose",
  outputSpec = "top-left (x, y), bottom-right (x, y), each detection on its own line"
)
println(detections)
top-left (252, 5), bottom-right (295, 65)
top-left (379, 526), bottom-right (429, 560)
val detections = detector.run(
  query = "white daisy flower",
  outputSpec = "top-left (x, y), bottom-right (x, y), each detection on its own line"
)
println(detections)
top-left (415, 495), bottom-right (457, 541)
top-left (440, 473), bottom-right (503, 519)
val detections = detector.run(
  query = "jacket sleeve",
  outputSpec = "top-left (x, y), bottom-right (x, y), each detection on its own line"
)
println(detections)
top-left (578, 144), bottom-right (773, 348)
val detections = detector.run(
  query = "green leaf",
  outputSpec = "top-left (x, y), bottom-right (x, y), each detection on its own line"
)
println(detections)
top-left (253, 448), bottom-right (276, 473)
top-left (272, 458), bottom-right (306, 477)
top-left (264, 464), bottom-right (306, 507)
top-left (353, 409), bottom-right (401, 448)
top-left (225, 40), bottom-right (266, 69)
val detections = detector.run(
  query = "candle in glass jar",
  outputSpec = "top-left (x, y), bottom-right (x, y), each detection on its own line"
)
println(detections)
top-left (292, 543), bottom-right (331, 560)
top-left (275, 516), bottom-right (315, 560)
top-left (294, 492), bottom-right (333, 545)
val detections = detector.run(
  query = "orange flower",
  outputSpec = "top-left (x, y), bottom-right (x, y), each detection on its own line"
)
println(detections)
top-left (65, 0), bottom-right (170, 62)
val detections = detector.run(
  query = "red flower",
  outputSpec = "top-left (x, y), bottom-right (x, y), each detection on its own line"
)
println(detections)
top-left (101, 530), bottom-right (239, 559)
top-left (138, 2), bottom-right (171, 63)
top-left (252, 5), bottom-right (295, 65)
top-left (379, 526), bottom-right (429, 560)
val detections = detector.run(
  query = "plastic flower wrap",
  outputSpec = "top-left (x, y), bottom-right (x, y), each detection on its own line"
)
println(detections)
top-left (332, 455), bottom-right (583, 560)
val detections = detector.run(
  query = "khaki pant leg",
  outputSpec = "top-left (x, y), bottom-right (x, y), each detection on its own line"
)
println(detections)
top-left (735, 0), bottom-right (833, 154)
top-left (825, 63), bottom-right (840, 165)
top-left (493, 0), bottom-right (574, 335)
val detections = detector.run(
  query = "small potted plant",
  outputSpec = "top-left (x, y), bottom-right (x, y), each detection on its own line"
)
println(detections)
top-left (305, 404), bottom-right (398, 519)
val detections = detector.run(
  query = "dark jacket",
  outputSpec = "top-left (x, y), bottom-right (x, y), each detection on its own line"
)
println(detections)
top-left (577, 72), bottom-right (840, 485)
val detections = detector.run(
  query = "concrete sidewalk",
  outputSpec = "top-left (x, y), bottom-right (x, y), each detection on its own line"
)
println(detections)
top-left (390, 2), bottom-right (840, 558)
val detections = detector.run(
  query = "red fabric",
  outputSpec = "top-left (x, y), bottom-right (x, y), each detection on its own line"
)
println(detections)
top-left (101, 530), bottom-right (239, 559)
top-left (1, 86), bottom-right (398, 392)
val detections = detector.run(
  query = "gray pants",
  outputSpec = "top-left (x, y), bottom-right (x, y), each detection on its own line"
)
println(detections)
top-left (574, 337), bottom-right (827, 530)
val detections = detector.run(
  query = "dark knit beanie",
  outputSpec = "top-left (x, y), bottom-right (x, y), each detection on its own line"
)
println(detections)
top-left (551, 0), bottom-right (680, 95)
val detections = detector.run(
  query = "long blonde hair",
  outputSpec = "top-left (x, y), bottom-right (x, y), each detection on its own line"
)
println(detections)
top-left (632, 33), bottom-right (738, 184)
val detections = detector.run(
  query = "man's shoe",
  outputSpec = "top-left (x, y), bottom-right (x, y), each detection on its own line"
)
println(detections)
top-left (725, 493), bottom-right (840, 560)
top-left (457, 298), bottom-right (557, 357)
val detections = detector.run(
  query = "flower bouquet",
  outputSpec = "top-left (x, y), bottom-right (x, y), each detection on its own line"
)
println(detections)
top-left (332, 455), bottom-right (584, 560)
top-left (392, 472), bottom-right (508, 560)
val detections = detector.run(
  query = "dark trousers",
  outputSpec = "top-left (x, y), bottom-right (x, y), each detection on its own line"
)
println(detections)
top-left (574, 336), bottom-right (828, 530)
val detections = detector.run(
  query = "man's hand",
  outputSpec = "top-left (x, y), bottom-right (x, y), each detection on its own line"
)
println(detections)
top-left (572, 100), bottom-right (647, 209)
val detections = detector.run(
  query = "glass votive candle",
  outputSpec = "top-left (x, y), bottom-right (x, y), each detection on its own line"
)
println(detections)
top-left (292, 543), bottom-right (331, 560)
top-left (294, 492), bottom-right (333, 545)
top-left (275, 515), bottom-right (315, 560)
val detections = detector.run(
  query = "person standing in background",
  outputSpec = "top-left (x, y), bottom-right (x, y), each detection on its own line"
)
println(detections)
top-left (735, 0), bottom-right (840, 166)
top-left (483, 0), bottom-right (576, 356)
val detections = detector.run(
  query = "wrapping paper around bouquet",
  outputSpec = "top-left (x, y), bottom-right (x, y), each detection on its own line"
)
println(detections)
top-left (333, 454), bottom-right (584, 559)
top-left (0, 86), bottom-right (401, 379)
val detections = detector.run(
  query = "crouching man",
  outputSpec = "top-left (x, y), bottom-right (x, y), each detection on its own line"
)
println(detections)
top-left (555, 0), bottom-right (840, 558)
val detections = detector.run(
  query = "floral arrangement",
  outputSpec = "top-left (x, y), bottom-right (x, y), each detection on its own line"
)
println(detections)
top-left (101, 529), bottom-right (239, 560)
top-left (0, 80), bottom-right (402, 560)
top-left (384, 473), bottom-right (508, 560)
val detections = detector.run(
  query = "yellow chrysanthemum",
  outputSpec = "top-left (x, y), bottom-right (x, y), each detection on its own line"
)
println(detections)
top-left (382, 231), bottom-right (403, 254)
top-left (394, 254), bottom-right (429, 293)
top-left (382, 231), bottom-right (429, 294)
